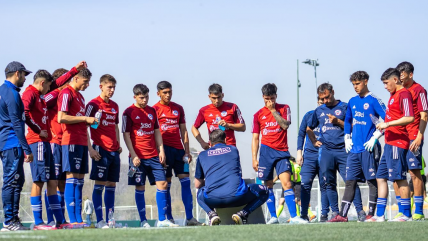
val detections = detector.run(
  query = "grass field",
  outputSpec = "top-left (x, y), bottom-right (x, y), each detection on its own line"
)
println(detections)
top-left (0, 222), bottom-right (427, 241)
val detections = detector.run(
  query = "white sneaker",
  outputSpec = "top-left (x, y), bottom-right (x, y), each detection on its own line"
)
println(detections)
top-left (266, 217), bottom-right (279, 224)
top-left (365, 215), bottom-right (385, 222)
top-left (96, 220), bottom-right (109, 229)
top-left (186, 217), bottom-right (204, 226)
top-left (289, 216), bottom-right (309, 224)
top-left (140, 220), bottom-right (151, 228)
top-left (168, 219), bottom-right (175, 224)
top-left (47, 221), bottom-right (56, 227)
top-left (389, 214), bottom-right (412, 222)
top-left (157, 219), bottom-right (179, 227)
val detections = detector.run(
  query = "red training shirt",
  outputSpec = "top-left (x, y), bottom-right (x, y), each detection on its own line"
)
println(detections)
top-left (153, 101), bottom-right (185, 150)
top-left (406, 81), bottom-right (428, 140)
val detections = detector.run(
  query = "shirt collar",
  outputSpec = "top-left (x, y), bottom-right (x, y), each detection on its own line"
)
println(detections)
top-left (4, 80), bottom-right (21, 92)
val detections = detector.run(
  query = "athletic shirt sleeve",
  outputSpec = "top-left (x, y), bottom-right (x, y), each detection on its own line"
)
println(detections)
top-left (232, 105), bottom-right (245, 124)
top-left (58, 89), bottom-right (73, 112)
top-left (122, 109), bottom-right (133, 133)
top-left (44, 91), bottom-right (58, 109)
top-left (193, 108), bottom-right (205, 129)
top-left (283, 105), bottom-right (291, 124)
top-left (85, 102), bottom-right (99, 117)
top-left (400, 92), bottom-right (414, 117)
top-left (417, 88), bottom-right (428, 112)
top-left (22, 90), bottom-right (41, 133)
top-left (372, 96), bottom-right (387, 120)
top-left (153, 111), bottom-right (159, 129)
top-left (307, 108), bottom-right (319, 129)
top-left (344, 100), bottom-right (352, 135)
top-left (179, 105), bottom-right (186, 124)
top-left (115, 104), bottom-right (120, 125)
top-left (297, 112), bottom-right (309, 150)
top-left (251, 112), bottom-right (260, 134)
top-left (195, 157), bottom-right (204, 179)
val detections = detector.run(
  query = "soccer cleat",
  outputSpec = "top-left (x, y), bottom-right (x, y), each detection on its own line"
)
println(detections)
top-left (13, 218), bottom-right (31, 231)
top-left (319, 214), bottom-right (328, 222)
top-left (389, 214), bottom-right (412, 222)
top-left (289, 216), bottom-right (309, 224)
top-left (309, 215), bottom-right (317, 223)
top-left (1, 221), bottom-right (30, 231)
top-left (168, 219), bottom-right (175, 224)
top-left (208, 212), bottom-right (221, 226)
top-left (365, 215), bottom-right (385, 222)
top-left (328, 215), bottom-right (348, 222)
top-left (47, 221), bottom-right (56, 227)
top-left (96, 220), bottom-right (109, 229)
top-left (57, 222), bottom-right (73, 229)
top-left (365, 215), bottom-right (373, 221)
top-left (393, 212), bottom-right (403, 219)
top-left (232, 211), bottom-right (248, 225)
top-left (412, 214), bottom-right (425, 221)
top-left (357, 210), bottom-right (366, 222)
top-left (140, 220), bottom-right (151, 228)
top-left (266, 217), bottom-right (279, 224)
top-left (186, 217), bottom-right (204, 226)
top-left (33, 223), bottom-right (57, 230)
top-left (157, 219), bottom-right (179, 227)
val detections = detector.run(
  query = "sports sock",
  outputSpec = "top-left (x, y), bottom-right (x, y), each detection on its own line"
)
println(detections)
top-left (180, 177), bottom-right (194, 220)
top-left (276, 205), bottom-right (284, 217)
top-left (93, 185), bottom-right (104, 223)
top-left (105, 186), bottom-right (116, 221)
top-left (156, 189), bottom-right (168, 221)
top-left (367, 180), bottom-right (378, 216)
top-left (31, 196), bottom-right (43, 225)
top-left (339, 180), bottom-right (357, 217)
top-left (411, 196), bottom-right (414, 210)
top-left (376, 198), bottom-right (387, 217)
top-left (58, 191), bottom-right (65, 219)
top-left (45, 190), bottom-right (54, 224)
top-left (166, 182), bottom-right (173, 220)
top-left (396, 196), bottom-right (403, 213)
top-left (296, 203), bottom-right (301, 217)
top-left (284, 189), bottom-right (297, 218)
top-left (267, 188), bottom-right (277, 218)
top-left (48, 194), bottom-right (65, 224)
top-left (135, 190), bottom-right (147, 222)
top-left (414, 196), bottom-right (423, 215)
top-left (65, 178), bottom-right (77, 223)
top-left (401, 198), bottom-right (411, 217)
top-left (75, 179), bottom-right (84, 223)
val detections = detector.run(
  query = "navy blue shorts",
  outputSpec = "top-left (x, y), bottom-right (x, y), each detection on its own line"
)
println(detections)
top-left (128, 157), bottom-right (166, 186)
top-left (406, 140), bottom-right (424, 170)
top-left (90, 145), bottom-right (120, 182)
top-left (51, 143), bottom-right (66, 180)
top-left (257, 145), bottom-right (292, 181)
top-left (29, 142), bottom-right (55, 182)
top-left (62, 144), bottom-right (89, 174)
top-left (318, 147), bottom-right (348, 184)
top-left (346, 143), bottom-right (381, 182)
top-left (164, 145), bottom-right (187, 178)
top-left (0, 147), bottom-right (25, 188)
top-left (376, 144), bottom-right (408, 181)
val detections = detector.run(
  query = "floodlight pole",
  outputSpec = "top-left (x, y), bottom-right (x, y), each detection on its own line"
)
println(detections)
top-left (297, 60), bottom-right (301, 135)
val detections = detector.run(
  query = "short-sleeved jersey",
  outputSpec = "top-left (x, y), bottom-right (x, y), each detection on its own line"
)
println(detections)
top-left (345, 92), bottom-right (387, 153)
top-left (193, 102), bottom-right (244, 146)
top-left (406, 82), bottom-right (428, 140)
top-left (153, 101), bottom-right (185, 150)
top-left (86, 96), bottom-right (119, 152)
top-left (385, 88), bottom-right (414, 149)
top-left (22, 85), bottom-right (51, 144)
top-left (122, 104), bottom-right (159, 159)
top-left (45, 89), bottom-right (62, 145)
top-left (195, 143), bottom-right (247, 198)
top-left (297, 110), bottom-right (320, 154)
top-left (252, 104), bottom-right (291, 151)
top-left (57, 86), bottom-right (87, 146)
top-left (308, 101), bottom-right (347, 150)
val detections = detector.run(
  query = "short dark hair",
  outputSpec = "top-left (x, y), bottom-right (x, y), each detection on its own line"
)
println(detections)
top-left (209, 129), bottom-right (226, 144)
top-left (350, 71), bottom-right (369, 82)
top-left (317, 83), bottom-right (333, 94)
top-left (208, 83), bottom-right (222, 95)
top-left (33, 69), bottom-right (53, 83)
top-left (261, 83), bottom-right (277, 96)
top-left (100, 74), bottom-right (116, 84)
top-left (157, 81), bottom-right (172, 91)
top-left (77, 68), bottom-right (92, 79)
top-left (133, 84), bottom-right (149, 96)
top-left (5, 71), bottom-right (17, 79)
top-left (381, 68), bottom-right (400, 81)
top-left (52, 68), bottom-right (68, 81)
top-left (396, 61), bottom-right (414, 74)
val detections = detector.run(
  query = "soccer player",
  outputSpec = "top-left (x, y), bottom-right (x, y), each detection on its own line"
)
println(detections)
top-left (328, 71), bottom-right (386, 222)
top-left (371, 68), bottom-right (414, 222)
top-left (192, 83), bottom-right (245, 149)
top-left (85, 74), bottom-right (122, 228)
top-left (307, 83), bottom-right (365, 221)
top-left (195, 130), bottom-right (269, 225)
top-left (153, 81), bottom-right (202, 226)
top-left (296, 97), bottom-right (330, 222)
top-left (122, 84), bottom-right (177, 228)
top-left (0, 62), bottom-right (33, 231)
top-left (252, 83), bottom-right (308, 224)
top-left (58, 68), bottom-right (96, 225)
top-left (393, 61), bottom-right (427, 221)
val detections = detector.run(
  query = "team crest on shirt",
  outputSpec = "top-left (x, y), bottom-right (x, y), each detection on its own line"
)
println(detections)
top-left (148, 114), bottom-right (153, 120)
top-left (75, 164), bottom-right (81, 170)
top-left (14, 174), bottom-right (20, 180)
top-left (221, 111), bottom-right (227, 117)
top-left (390, 99), bottom-right (394, 105)
top-left (111, 108), bottom-right (117, 113)
top-left (364, 103), bottom-right (369, 110)
top-left (172, 110), bottom-right (179, 116)
top-left (98, 173), bottom-right (103, 178)
top-left (335, 110), bottom-right (342, 116)
top-left (258, 172), bottom-right (263, 178)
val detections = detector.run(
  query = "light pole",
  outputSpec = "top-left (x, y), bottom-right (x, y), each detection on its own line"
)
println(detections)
top-left (302, 59), bottom-right (320, 100)
top-left (297, 59), bottom-right (301, 135)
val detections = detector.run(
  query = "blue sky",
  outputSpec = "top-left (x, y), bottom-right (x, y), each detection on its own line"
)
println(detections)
top-left (1, 0), bottom-right (427, 177)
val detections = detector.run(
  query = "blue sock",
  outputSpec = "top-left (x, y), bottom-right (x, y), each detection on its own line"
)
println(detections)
top-left (396, 196), bottom-right (403, 213)
top-left (284, 189), bottom-right (297, 218)
top-left (65, 178), bottom-right (77, 223)
top-left (414, 196), bottom-right (423, 215)
top-left (48, 194), bottom-right (65, 224)
top-left (58, 191), bottom-right (65, 221)
top-left (45, 190), bottom-right (54, 224)
top-left (376, 198), bottom-right (387, 217)
top-left (166, 182), bottom-right (173, 220)
top-left (135, 190), bottom-right (147, 222)
top-left (401, 198), bottom-right (411, 217)
top-left (75, 179), bottom-right (84, 223)
top-left (31, 196), bottom-right (43, 225)
top-left (156, 189), bottom-right (168, 221)
top-left (180, 177), bottom-right (194, 220)
top-left (267, 188), bottom-right (277, 218)
top-left (104, 186), bottom-right (116, 221)
top-left (93, 185), bottom-right (104, 223)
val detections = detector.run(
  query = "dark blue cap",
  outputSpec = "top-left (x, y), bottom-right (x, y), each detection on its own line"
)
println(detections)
top-left (5, 61), bottom-right (32, 76)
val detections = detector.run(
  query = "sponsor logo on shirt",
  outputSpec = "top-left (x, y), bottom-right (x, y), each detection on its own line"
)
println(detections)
top-left (172, 110), bottom-right (179, 116)
top-left (106, 114), bottom-right (115, 120)
top-left (352, 119), bottom-right (367, 125)
top-left (137, 129), bottom-right (154, 136)
top-left (353, 105), bottom-right (356, 109)
top-left (264, 122), bottom-right (278, 127)
top-left (364, 103), bottom-right (369, 110)
top-left (161, 123), bottom-right (179, 131)
top-left (321, 126), bottom-right (341, 133)
top-left (161, 113), bottom-right (166, 117)
top-left (354, 111), bottom-right (364, 118)
top-left (207, 147), bottom-right (232, 156)
top-left (140, 123), bottom-right (152, 128)
top-left (208, 113), bottom-right (213, 117)
top-left (262, 128), bottom-right (281, 135)
top-left (262, 116), bottom-right (266, 120)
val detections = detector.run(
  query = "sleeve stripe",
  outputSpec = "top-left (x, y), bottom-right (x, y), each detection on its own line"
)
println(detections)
top-left (85, 105), bottom-right (93, 117)
top-left (61, 94), bottom-right (68, 111)
top-left (421, 93), bottom-right (428, 111)
top-left (403, 98), bottom-right (410, 116)
top-left (370, 93), bottom-right (387, 112)
top-left (122, 115), bottom-right (127, 133)
top-left (44, 94), bottom-right (53, 102)
top-left (236, 107), bottom-right (244, 124)
top-left (286, 107), bottom-right (291, 122)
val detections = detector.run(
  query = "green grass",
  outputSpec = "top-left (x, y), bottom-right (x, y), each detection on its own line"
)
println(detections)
top-left (0, 222), bottom-right (426, 241)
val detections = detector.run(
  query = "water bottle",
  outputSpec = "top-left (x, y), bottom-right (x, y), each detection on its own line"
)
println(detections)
top-left (370, 114), bottom-right (384, 133)
top-left (216, 116), bottom-right (226, 131)
top-left (91, 110), bottom-right (102, 129)
top-left (108, 208), bottom-right (115, 228)
top-left (183, 156), bottom-right (189, 172)
top-left (128, 166), bottom-right (137, 177)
